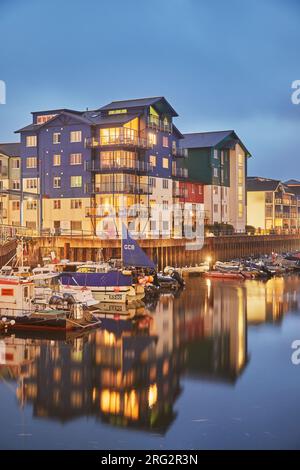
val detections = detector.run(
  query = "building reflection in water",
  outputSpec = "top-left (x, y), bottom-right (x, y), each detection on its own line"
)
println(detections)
top-left (0, 275), bottom-right (299, 433)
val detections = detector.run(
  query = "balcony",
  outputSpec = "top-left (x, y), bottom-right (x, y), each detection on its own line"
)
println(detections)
top-left (172, 168), bottom-right (188, 179)
top-left (87, 160), bottom-right (153, 174)
top-left (92, 182), bottom-right (153, 195)
top-left (146, 116), bottom-right (172, 133)
top-left (0, 208), bottom-right (7, 218)
top-left (172, 147), bottom-right (188, 158)
top-left (85, 135), bottom-right (153, 150)
top-left (0, 166), bottom-right (8, 178)
top-left (173, 187), bottom-right (187, 198)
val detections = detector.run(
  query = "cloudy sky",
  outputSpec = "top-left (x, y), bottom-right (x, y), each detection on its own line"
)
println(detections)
top-left (0, 0), bottom-right (299, 180)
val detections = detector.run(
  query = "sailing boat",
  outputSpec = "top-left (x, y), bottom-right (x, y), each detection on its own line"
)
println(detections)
top-left (59, 224), bottom-right (156, 304)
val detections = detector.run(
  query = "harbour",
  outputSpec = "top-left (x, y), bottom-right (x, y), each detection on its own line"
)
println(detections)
top-left (0, 275), bottom-right (300, 449)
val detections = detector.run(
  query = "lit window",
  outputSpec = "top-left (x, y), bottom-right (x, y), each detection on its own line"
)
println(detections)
top-left (162, 136), bottom-right (168, 147)
top-left (26, 157), bottom-right (37, 168)
top-left (26, 179), bottom-right (37, 189)
top-left (149, 155), bottom-right (156, 167)
top-left (70, 131), bottom-right (82, 143)
top-left (148, 133), bottom-right (157, 146)
top-left (53, 200), bottom-right (61, 209)
top-left (27, 200), bottom-right (37, 210)
top-left (53, 133), bottom-right (61, 144)
top-left (238, 202), bottom-right (243, 218)
top-left (70, 153), bottom-right (82, 165)
top-left (163, 157), bottom-right (169, 169)
top-left (53, 177), bottom-right (61, 188)
top-left (70, 176), bottom-right (82, 188)
top-left (12, 201), bottom-right (20, 210)
top-left (36, 114), bottom-right (57, 124)
top-left (26, 136), bottom-right (37, 147)
top-left (53, 154), bottom-right (61, 166)
top-left (108, 109), bottom-right (127, 115)
top-left (12, 180), bottom-right (20, 190)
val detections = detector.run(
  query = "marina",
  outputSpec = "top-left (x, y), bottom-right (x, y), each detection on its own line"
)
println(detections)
top-left (0, 274), bottom-right (300, 449)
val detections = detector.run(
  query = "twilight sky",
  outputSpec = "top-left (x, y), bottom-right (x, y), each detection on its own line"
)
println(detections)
top-left (0, 0), bottom-right (299, 180)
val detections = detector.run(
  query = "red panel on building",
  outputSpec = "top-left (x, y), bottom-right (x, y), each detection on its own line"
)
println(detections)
top-left (179, 181), bottom-right (204, 203)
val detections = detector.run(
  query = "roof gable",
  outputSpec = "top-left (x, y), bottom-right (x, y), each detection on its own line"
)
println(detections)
top-left (0, 142), bottom-right (21, 157)
top-left (182, 130), bottom-right (251, 156)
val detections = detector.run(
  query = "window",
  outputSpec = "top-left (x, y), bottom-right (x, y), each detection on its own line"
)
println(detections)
top-left (12, 201), bottom-right (20, 210)
top-left (162, 136), bottom-right (168, 147)
top-left (53, 177), bottom-right (61, 188)
top-left (26, 179), bottom-right (37, 189)
top-left (36, 114), bottom-right (56, 124)
top-left (148, 132), bottom-right (157, 146)
top-left (70, 131), bottom-right (82, 143)
top-left (162, 157), bottom-right (169, 169)
top-left (108, 109), bottom-right (127, 115)
top-left (71, 199), bottom-right (82, 209)
top-left (238, 168), bottom-right (244, 185)
top-left (71, 221), bottom-right (82, 231)
top-left (191, 185), bottom-right (195, 194)
top-left (70, 176), bottom-right (82, 188)
top-left (163, 200), bottom-right (168, 210)
top-left (238, 154), bottom-right (244, 165)
top-left (26, 136), bottom-right (37, 147)
top-left (149, 155), bottom-right (156, 167)
top-left (162, 221), bottom-right (169, 230)
top-left (214, 204), bottom-right (218, 213)
top-left (213, 168), bottom-right (218, 178)
top-left (198, 185), bottom-right (203, 195)
top-left (53, 154), bottom-right (61, 166)
top-left (238, 202), bottom-right (243, 218)
top-left (26, 157), bottom-right (37, 168)
top-left (150, 220), bottom-right (156, 231)
top-left (11, 159), bottom-right (20, 169)
top-left (70, 153), bottom-right (82, 165)
top-left (53, 133), bottom-right (61, 144)
top-left (213, 149), bottom-right (218, 159)
top-left (162, 179), bottom-right (169, 189)
top-left (149, 177), bottom-right (156, 188)
top-left (53, 200), bottom-right (61, 209)
top-left (213, 185), bottom-right (218, 195)
top-left (12, 180), bottom-right (20, 190)
top-left (27, 200), bottom-right (37, 210)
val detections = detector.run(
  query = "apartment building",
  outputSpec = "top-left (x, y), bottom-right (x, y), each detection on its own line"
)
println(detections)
top-left (181, 130), bottom-right (250, 232)
top-left (15, 97), bottom-right (190, 236)
top-left (247, 177), bottom-right (299, 233)
top-left (0, 143), bottom-right (21, 226)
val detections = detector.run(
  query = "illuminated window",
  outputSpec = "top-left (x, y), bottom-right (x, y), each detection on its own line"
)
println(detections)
top-left (36, 114), bottom-right (57, 124)
top-left (53, 132), bottom-right (61, 144)
top-left (27, 200), bottom-right (37, 210)
top-left (70, 131), bottom-right (82, 143)
top-left (238, 202), bottom-right (243, 218)
top-left (71, 391), bottom-right (82, 408)
top-left (100, 390), bottom-right (120, 414)
top-left (26, 179), bottom-right (38, 189)
top-left (53, 177), bottom-right (61, 188)
top-left (53, 200), bottom-right (61, 209)
top-left (162, 136), bottom-right (168, 147)
top-left (148, 384), bottom-right (158, 408)
top-left (149, 155), bottom-right (156, 167)
top-left (163, 157), bottom-right (169, 169)
top-left (148, 132), bottom-right (157, 146)
top-left (26, 157), bottom-right (37, 168)
top-left (124, 390), bottom-right (139, 420)
top-left (71, 369), bottom-right (82, 385)
top-left (108, 109), bottom-right (127, 115)
top-left (53, 367), bottom-right (61, 382)
top-left (53, 154), bottom-right (61, 166)
top-left (12, 180), bottom-right (20, 190)
top-left (26, 136), bottom-right (37, 147)
top-left (12, 201), bottom-right (20, 210)
top-left (70, 176), bottom-right (82, 188)
top-left (70, 153), bottom-right (82, 165)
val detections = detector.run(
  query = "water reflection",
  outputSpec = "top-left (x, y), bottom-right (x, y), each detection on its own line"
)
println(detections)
top-left (0, 275), bottom-right (299, 435)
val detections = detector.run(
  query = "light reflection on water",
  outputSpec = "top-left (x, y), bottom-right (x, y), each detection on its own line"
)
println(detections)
top-left (0, 275), bottom-right (300, 449)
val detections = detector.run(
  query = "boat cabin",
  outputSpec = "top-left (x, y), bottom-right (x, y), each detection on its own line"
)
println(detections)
top-left (0, 278), bottom-right (34, 315)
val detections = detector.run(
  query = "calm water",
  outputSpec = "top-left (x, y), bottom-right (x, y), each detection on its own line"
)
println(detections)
top-left (1, 276), bottom-right (300, 450)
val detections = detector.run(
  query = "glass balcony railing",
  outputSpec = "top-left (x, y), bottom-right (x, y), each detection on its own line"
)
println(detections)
top-left (172, 168), bottom-right (188, 179)
top-left (171, 147), bottom-right (188, 158)
top-left (87, 160), bottom-right (153, 174)
top-left (146, 116), bottom-right (172, 133)
top-left (92, 182), bottom-right (153, 195)
top-left (85, 135), bottom-right (153, 150)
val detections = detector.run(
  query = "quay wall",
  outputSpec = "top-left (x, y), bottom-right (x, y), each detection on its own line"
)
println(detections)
top-left (25, 234), bottom-right (300, 269)
top-left (0, 240), bottom-right (17, 266)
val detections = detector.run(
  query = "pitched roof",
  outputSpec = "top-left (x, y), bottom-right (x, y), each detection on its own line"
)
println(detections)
top-left (182, 130), bottom-right (234, 148)
top-left (99, 96), bottom-right (178, 116)
top-left (0, 142), bottom-right (21, 157)
top-left (247, 177), bottom-right (281, 192)
top-left (285, 179), bottom-right (300, 186)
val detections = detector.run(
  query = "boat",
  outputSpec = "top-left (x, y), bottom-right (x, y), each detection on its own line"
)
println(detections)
top-left (0, 277), bottom-right (101, 332)
top-left (59, 224), bottom-right (156, 304)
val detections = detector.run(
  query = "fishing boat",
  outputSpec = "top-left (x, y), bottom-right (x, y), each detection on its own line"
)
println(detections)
top-left (59, 224), bottom-right (156, 304)
top-left (0, 277), bottom-right (101, 332)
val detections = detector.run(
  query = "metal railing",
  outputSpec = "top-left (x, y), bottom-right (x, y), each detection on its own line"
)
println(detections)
top-left (85, 135), bottom-right (153, 150)
top-left (171, 147), bottom-right (188, 158)
top-left (87, 160), bottom-right (153, 174)
top-left (92, 182), bottom-right (153, 195)
top-left (172, 168), bottom-right (188, 179)
top-left (146, 116), bottom-right (172, 133)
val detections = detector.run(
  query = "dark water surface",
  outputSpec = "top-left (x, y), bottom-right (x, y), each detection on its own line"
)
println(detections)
top-left (1, 276), bottom-right (300, 450)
